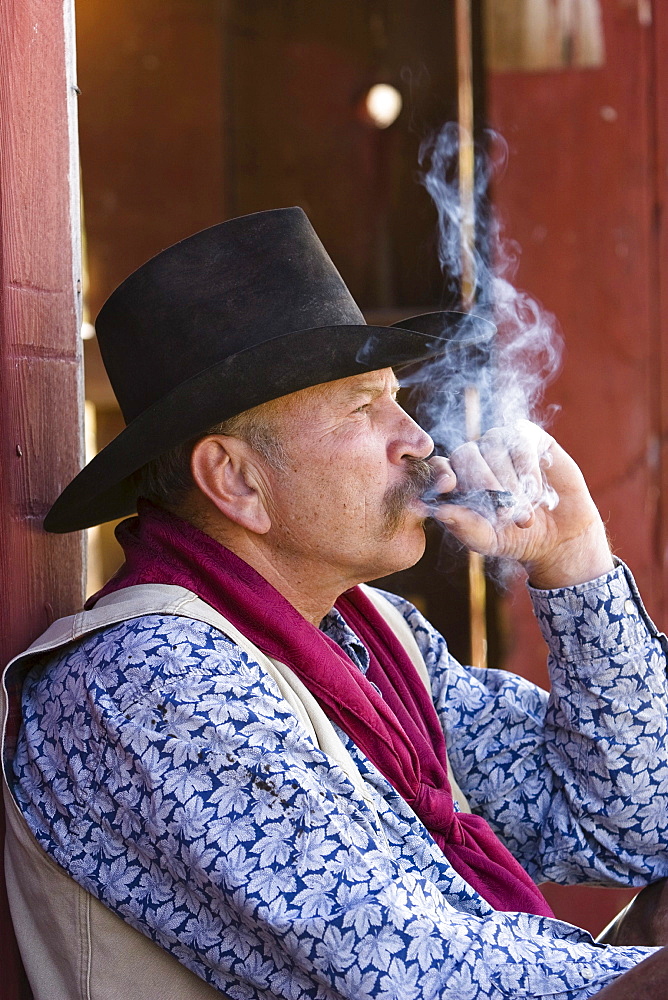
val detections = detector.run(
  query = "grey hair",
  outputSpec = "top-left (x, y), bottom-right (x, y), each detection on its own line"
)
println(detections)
top-left (134, 406), bottom-right (288, 515)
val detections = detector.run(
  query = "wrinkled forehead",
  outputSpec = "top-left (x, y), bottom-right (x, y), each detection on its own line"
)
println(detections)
top-left (268, 367), bottom-right (399, 419)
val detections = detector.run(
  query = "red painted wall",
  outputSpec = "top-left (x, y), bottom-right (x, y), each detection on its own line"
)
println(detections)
top-left (76, 0), bottom-right (226, 318)
top-left (0, 1), bottom-right (84, 996)
top-left (488, 0), bottom-right (668, 933)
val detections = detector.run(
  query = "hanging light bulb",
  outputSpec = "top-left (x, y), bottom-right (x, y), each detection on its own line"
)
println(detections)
top-left (361, 83), bottom-right (402, 129)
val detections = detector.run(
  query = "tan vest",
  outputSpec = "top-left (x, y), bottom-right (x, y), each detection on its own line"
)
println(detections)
top-left (1, 584), bottom-right (469, 999)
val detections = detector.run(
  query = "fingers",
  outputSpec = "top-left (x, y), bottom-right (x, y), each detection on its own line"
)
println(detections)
top-left (477, 423), bottom-right (545, 496)
top-left (447, 421), bottom-right (554, 524)
top-left (431, 503), bottom-right (501, 553)
top-left (479, 426), bottom-right (541, 524)
top-left (425, 456), bottom-right (456, 497)
top-left (424, 452), bottom-right (516, 541)
top-left (449, 440), bottom-right (503, 493)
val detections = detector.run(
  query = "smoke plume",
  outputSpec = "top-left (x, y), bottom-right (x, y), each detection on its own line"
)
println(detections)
top-left (405, 123), bottom-right (563, 467)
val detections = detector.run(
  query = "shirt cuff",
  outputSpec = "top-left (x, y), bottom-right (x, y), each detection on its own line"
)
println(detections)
top-left (527, 559), bottom-right (668, 662)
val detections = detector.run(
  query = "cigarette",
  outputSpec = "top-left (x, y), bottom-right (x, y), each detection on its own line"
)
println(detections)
top-left (422, 488), bottom-right (517, 510)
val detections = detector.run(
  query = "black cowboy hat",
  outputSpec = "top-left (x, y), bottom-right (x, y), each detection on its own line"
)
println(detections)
top-left (44, 207), bottom-right (493, 533)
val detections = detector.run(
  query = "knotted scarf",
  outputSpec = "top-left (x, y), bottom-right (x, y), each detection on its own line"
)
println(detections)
top-left (87, 501), bottom-right (552, 916)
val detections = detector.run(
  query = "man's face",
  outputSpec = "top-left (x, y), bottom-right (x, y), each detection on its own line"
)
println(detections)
top-left (257, 368), bottom-right (434, 589)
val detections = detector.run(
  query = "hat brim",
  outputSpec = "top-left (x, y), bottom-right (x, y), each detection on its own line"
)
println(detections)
top-left (45, 313), bottom-right (494, 532)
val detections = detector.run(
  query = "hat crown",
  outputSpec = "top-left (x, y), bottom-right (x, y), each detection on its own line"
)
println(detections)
top-left (96, 207), bottom-right (365, 423)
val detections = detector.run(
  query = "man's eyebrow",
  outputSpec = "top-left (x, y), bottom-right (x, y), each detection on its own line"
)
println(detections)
top-left (339, 378), bottom-right (400, 403)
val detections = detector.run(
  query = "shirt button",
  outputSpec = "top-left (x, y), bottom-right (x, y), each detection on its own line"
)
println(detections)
top-left (624, 599), bottom-right (636, 615)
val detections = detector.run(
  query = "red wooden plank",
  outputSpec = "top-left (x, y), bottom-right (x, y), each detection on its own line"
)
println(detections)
top-left (654, 1), bottom-right (668, 612)
top-left (0, 1), bottom-right (85, 996)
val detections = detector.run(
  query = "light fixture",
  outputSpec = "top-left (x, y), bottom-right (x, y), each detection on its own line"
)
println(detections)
top-left (362, 83), bottom-right (402, 129)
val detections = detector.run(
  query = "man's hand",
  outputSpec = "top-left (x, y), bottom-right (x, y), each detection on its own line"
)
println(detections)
top-left (427, 420), bottom-right (614, 589)
top-left (598, 880), bottom-right (668, 948)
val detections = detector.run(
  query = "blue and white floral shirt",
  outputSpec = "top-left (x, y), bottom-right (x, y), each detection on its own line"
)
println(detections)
top-left (10, 563), bottom-right (668, 998)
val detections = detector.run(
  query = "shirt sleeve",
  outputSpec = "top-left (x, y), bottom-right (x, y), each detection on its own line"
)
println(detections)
top-left (10, 613), bottom-right (656, 999)
top-left (380, 561), bottom-right (668, 888)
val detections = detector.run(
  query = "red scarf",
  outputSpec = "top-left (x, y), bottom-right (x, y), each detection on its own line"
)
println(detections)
top-left (88, 502), bottom-right (552, 917)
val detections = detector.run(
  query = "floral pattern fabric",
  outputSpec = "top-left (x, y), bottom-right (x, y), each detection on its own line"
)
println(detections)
top-left (10, 562), bottom-right (668, 998)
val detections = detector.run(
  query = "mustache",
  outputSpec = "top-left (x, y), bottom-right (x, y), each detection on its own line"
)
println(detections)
top-left (382, 458), bottom-right (433, 535)
top-left (399, 457), bottom-right (433, 500)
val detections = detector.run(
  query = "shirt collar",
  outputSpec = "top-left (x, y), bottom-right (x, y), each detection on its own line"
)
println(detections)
top-left (320, 607), bottom-right (370, 675)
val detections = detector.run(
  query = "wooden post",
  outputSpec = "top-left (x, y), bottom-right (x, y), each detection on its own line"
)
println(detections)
top-left (0, 1), bottom-right (84, 996)
top-left (455, 0), bottom-right (488, 669)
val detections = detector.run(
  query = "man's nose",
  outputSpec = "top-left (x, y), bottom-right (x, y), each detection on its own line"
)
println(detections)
top-left (389, 409), bottom-right (433, 463)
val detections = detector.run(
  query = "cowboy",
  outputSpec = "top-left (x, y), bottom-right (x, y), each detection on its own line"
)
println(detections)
top-left (3, 208), bottom-right (668, 999)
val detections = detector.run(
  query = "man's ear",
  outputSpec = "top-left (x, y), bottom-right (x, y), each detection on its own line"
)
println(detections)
top-left (190, 436), bottom-right (272, 534)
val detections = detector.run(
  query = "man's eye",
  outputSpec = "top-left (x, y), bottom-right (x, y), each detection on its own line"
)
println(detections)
top-left (354, 402), bottom-right (371, 413)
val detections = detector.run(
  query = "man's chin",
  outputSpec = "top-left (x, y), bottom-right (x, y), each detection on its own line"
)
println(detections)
top-left (383, 497), bottom-right (429, 535)
top-left (365, 521), bottom-right (427, 582)
top-left (413, 498), bottom-right (432, 523)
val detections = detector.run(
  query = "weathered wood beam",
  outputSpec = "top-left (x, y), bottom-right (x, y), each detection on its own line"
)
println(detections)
top-left (0, 1), bottom-right (84, 995)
